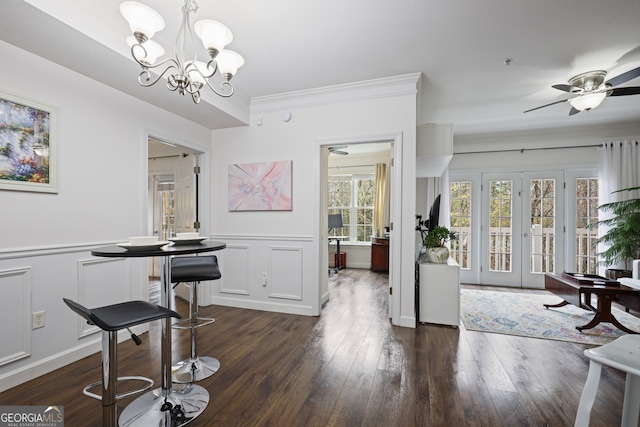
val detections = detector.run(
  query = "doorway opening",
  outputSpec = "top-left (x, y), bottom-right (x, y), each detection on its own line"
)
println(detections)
top-left (148, 137), bottom-right (202, 285)
top-left (321, 140), bottom-right (395, 319)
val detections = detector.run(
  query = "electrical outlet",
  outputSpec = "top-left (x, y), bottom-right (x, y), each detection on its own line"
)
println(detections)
top-left (262, 272), bottom-right (268, 286)
top-left (32, 311), bottom-right (45, 329)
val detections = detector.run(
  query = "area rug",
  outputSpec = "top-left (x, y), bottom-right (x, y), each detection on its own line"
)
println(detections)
top-left (460, 289), bottom-right (640, 345)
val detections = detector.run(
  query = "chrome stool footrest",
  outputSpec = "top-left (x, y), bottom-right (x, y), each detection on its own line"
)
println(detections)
top-left (172, 317), bottom-right (215, 330)
top-left (83, 376), bottom-right (155, 401)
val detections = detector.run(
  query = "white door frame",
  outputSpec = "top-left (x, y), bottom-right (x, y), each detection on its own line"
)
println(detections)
top-left (316, 132), bottom-right (403, 325)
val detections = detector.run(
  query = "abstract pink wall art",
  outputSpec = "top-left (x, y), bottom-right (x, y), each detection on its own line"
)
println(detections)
top-left (228, 160), bottom-right (292, 211)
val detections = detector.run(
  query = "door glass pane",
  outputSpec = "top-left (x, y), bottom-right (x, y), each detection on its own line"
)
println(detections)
top-left (529, 178), bottom-right (555, 274)
top-left (449, 181), bottom-right (471, 269)
top-left (575, 178), bottom-right (599, 274)
top-left (489, 180), bottom-right (512, 272)
top-left (328, 178), bottom-right (350, 237)
top-left (160, 189), bottom-right (175, 241)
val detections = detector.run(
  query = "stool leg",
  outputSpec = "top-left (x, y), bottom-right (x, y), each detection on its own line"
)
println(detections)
top-left (189, 281), bottom-right (198, 360)
top-left (172, 281), bottom-right (220, 383)
top-left (102, 330), bottom-right (118, 427)
top-left (574, 360), bottom-right (602, 427)
top-left (622, 373), bottom-right (640, 427)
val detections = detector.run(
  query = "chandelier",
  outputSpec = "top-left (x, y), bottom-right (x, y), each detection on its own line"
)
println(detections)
top-left (120, 0), bottom-right (244, 103)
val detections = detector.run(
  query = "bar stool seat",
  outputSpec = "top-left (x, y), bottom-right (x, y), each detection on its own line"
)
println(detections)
top-left (171, 255), bottom-right (222, 383)
top-left (575, 334), bottom-right (640, 426)
top-left (63, 298), bottom-right (181, 427)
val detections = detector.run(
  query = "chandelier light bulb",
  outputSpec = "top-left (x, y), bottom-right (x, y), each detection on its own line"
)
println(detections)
top-left (569, 92), bottom-right (606, 111)
top-left (126, 36), bottom-right (165, 65)
top-left (120, 2), bottom-right (165, 40)
top-left (194, 20), bottom-right (233, 56)
top-left (216, 50), bottom-right (244, 78)
top-left (186, 61), bottom-right (209, 86)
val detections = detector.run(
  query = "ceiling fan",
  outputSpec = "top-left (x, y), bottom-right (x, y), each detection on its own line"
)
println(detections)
top-left (329, 145), bottom-right (348, 155)
top-left (524, 66), bottom-right (640, 115)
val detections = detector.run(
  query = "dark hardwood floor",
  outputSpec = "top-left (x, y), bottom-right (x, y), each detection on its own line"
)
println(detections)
top-left (0, 269), bottom-right (629, 426)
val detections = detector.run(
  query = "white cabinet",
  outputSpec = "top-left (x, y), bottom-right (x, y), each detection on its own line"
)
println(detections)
top-left (418, 259), bottom-right (460, 326)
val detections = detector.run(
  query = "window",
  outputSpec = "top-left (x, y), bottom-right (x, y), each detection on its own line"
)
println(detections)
top-left (328, 174), bottom-right (375, 242)
top-left (575, 178), bottom-right (599, 274)
top-left (528, 178), bottom-right (556, 274)
top-left (449, 181), bottom-right (471, 269)
top-left (489, 180), bottom-right (513, 272)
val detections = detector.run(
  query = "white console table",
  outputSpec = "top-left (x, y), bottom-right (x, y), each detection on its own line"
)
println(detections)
top-left (418, 258), bottom-right (460, 326)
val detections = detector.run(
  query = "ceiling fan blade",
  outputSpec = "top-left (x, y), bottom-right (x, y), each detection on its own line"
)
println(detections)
top-left (608, 86), bottom-right (640, 96)
top-left (568, 107), bottom-right (581, 116)
top-left (605, 66), bottom-right (640, 87)
top-left (328, 146), bottom-right (348, 155)
top-left (523, 99), bottom-right (569, 113)
top-left (552, 84), bottom-right (580, 93)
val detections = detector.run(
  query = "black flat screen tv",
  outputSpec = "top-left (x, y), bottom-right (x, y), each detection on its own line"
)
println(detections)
top-left (427, 194), bottom-right (440, 232)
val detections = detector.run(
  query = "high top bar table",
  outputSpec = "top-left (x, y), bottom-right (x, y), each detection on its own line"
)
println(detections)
top-left (91, 240), bottom-right (226, 426)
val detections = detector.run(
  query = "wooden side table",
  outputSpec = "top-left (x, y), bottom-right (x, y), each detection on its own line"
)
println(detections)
top-left (371, 237), bottom-right (389, 272)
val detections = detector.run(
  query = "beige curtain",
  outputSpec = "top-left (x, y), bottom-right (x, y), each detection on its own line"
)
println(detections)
top-left (374, 163), bottom-right (389, 237)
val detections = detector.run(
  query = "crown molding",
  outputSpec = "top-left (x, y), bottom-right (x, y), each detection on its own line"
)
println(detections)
top-left (250, 73), bottom-right (422, 114)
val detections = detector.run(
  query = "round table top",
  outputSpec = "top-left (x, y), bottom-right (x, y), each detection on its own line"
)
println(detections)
top-left (91, 240), bottom-right (226, 258)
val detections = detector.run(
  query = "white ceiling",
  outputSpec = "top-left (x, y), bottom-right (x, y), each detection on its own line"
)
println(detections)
top-left (4, 0), bottom-right (640, 137)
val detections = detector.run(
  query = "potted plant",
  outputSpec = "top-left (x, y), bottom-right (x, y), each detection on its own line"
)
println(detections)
top-left (590, 186), bottom-right (640, 278)
top-left (423, 226), bottom-right (457, 263)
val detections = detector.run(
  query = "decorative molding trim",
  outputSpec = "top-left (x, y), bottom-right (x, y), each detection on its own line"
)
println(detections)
top-left (76, 257), bottom-right (129, 338)
top-left (219, 244), bottom-right (250, 296)
top-left (268, 246), bottom-right (303, 301)
top-left (251, 73), bottom-right (422, 114)
top-left (0, 241), bottom-right (121, 260)
top-left (0, 267), bottom-right (31, 367)
top-left (211, 234), bottom-right (313, 242)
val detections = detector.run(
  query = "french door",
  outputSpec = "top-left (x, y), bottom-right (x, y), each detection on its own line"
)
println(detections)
top-left (480, 171), bottom-right (564, 288)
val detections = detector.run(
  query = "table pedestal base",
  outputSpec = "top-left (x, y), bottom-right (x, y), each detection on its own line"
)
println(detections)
top-left (172, 356), bottom-right (220, 383)
top-left (119, 383), bottom-right (209, 426)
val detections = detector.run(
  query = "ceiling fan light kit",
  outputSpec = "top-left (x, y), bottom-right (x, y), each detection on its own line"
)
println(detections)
top-left (120, 0), bottom-right (244, 103)
top-left (569, 92), bottom-right (607, 112)
top-left (524, 66), bottom-right (640, 116)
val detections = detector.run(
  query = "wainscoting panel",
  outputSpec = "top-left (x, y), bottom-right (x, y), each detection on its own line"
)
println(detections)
top-left (268, 246), bottom-right (303, 300)
top-left (209, 234), bottom-right (315, 316)
top-left (219, 244), bottom-right (250, 295)
top-left (0, 267), bottom-right (31, 366)
top-left (76, 258), bottom-right (129, 338)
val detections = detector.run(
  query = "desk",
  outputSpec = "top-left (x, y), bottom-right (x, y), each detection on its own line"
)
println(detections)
top-left (91, 240), bottom-right (226, 426)
top-left (329, 236), bottom-right (347, 272)
top-left (544, 272), bottom-right (639, 334)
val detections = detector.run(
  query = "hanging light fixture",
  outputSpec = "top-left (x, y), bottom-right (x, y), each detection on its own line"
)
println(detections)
top-left (569, 92), bottom-right (607, 112)
top-left (120, 0), bottom-right (244, 103)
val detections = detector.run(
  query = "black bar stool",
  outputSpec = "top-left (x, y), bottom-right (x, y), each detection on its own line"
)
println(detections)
top-left (63, 298), bottom-right (181, 427)
top-left (171, 255), bottom-right (222, 383)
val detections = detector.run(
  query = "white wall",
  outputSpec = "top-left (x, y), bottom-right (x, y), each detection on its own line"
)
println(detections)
top-left (0, 41), bottom-right (212, 391)
top-left (209, 77), bottom-right (419, 326)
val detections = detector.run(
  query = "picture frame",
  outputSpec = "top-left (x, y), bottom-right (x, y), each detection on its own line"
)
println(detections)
top-left (228, 160), bottom-right (292, 211)
top-left (0, 91), bottom-right (59, 193)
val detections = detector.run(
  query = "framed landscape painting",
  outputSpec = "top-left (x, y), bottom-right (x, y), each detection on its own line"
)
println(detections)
top-left (0, 91), bottom-right (58, 193)
top-left (228, 160), bottom-right (292, 211)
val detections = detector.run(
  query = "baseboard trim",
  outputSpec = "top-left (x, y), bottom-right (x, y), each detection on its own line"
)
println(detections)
top-left (212, 296), bottom-right (316, 317)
